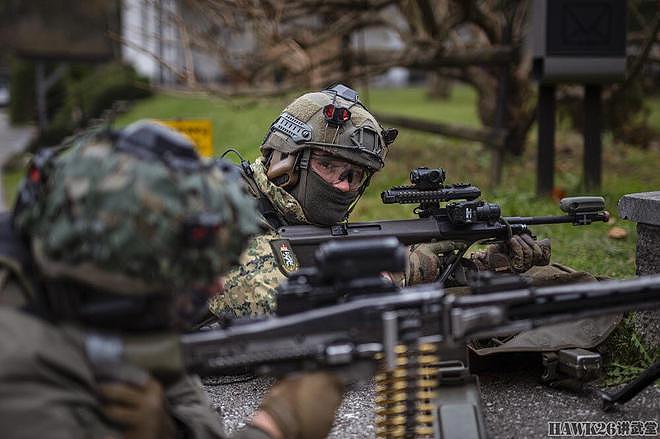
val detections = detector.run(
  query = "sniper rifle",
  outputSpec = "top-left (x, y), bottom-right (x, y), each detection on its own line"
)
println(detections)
top-left (279, 167), bottom-right (609, 283)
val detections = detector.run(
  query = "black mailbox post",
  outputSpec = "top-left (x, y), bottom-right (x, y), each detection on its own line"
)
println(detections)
top-left (530, 0), bottom-right (628, 195)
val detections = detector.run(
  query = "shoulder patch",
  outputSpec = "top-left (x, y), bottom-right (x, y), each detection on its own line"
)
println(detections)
top-left (269, 239), bottom-right (300, 276)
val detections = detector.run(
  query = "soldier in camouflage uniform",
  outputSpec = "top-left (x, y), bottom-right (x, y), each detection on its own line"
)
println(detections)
top-left (0, 121), bottom-right (344, 439)
top-left (209, 84), bottom-right (396, 317)
top-left (208, 84), bottom-right (619, 378)
top-left (209, 84), bottom-right (549, 318)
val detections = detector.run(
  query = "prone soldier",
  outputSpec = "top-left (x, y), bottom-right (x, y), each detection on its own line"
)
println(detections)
top-left (209, 84), bottom-right (550, 318)
top-left (208, 84), bottom-right (619, 381)
top-left (0, 122), bottom-right (344, 439)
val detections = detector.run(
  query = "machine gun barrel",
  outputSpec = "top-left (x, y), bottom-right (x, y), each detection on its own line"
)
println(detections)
top-left (180, 273), bottom-right (660, 377)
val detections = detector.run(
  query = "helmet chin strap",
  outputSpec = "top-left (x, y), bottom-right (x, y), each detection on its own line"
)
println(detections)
top-left (289, 149), bottom-right (311, 210)
top-left (298, 148), bottom-right (311, 171)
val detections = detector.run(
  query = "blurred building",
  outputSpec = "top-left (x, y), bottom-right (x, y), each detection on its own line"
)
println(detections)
top-left (121, 0), bottom-right (185, 84)
top-left (122, 0), bottom-right (255, 85)
top-left (121, 0), bottom-right (409, 87)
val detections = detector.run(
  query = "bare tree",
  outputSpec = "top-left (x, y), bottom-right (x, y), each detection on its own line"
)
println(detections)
top-left (156, 0), bottom-right (657, 155)
top-left (175, 0), bottom-right (536, 155)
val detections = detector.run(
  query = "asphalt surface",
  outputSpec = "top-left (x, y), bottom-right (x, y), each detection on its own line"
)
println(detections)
top-left (204, 368), bottom-right (659, 439)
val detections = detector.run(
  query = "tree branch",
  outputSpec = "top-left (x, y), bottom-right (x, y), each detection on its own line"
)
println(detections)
top-left (464, 0), bottom-right (501, 44)
top-left (618, 14), bottom-right (660, 91)
top-left (414, 0), bottom-right (440, 37)
top-left (375, 112), bottom-right (506, 148)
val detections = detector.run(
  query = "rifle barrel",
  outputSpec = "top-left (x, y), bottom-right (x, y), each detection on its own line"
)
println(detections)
top-left (504, 212), bottom-right (609, 226)
top-left (181, 275), bottom-right (660, 377)
top-left (504, 215), bottom-right (574, 225)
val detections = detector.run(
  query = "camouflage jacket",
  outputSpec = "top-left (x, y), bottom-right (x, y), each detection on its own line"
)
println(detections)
top-left (209, 158), bottom-right (308, 317)
top-left (0, 227), bottom-right (269, 439)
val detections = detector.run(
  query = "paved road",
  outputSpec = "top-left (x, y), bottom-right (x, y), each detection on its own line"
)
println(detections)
top-left (0, 109), bottom-right (35, 209)
top-left (204, 368), bottom-right (659, 438)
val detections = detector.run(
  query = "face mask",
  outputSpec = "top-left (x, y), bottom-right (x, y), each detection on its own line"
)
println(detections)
top-left (290, 168), bottom-right (359, 225)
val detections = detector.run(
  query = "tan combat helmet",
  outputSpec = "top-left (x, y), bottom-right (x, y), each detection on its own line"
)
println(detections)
top-left (262, 84), bottom-right (398, 188)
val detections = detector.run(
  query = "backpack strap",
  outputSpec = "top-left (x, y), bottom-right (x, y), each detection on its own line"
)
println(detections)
top-left (0, 213), bottom-right (38, 304)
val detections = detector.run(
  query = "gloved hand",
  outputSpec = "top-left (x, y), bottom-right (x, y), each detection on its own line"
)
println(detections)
top-left (257, 372), bottom-right (344, 439)
top-left (98, 376), bottom-right (176, 439)
top-left (406, 241), bottom-right (465, 285)
top-left (471, 234), bottom-right (551, 273)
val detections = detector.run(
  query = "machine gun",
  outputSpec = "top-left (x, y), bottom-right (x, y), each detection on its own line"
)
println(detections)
top-left (178, 240), bottom-right (660, 439)
top-left (279, 167), bottom-right (609, 282)
top-left (85, 240), bottom-right (660, 438)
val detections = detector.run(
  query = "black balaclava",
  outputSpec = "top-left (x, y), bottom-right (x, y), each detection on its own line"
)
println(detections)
top-left (289, 166), bottom-right (359, 226)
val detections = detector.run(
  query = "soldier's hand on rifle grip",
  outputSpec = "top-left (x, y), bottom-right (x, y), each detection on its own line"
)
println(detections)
top-left (98, 376), bottom-right (176, 439)
top-left (406, 241), bottom-right (464, 285)
top-left (255, 372), bottom-right (344, 439)
top-left (472, 234), bottom-right (551, 273)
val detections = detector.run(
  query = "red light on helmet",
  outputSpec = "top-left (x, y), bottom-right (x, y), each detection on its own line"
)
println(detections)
top-left (324, 104), bottom-right (335, 120)
top-left (190, 226), bottom-right (210, 242)
top-left (323, 104), bottom-right (351, 125)
top-left (183, 215), bottom-right (221, 247)
top-left (28, 166), bottom-right (42, 183)
top-left (186, 224), bottom-right (220, 246)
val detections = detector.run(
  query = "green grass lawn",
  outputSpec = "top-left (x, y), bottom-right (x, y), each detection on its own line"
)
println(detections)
top-left (4, 85), bottom-right (659, 382)
top-left (6, 86), bottom-right (660, 279)
top-left (117, 85), bottom-right (660, 278)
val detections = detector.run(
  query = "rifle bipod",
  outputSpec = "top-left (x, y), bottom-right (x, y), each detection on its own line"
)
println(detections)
top-left (375, 342), bottom-right (440, 438)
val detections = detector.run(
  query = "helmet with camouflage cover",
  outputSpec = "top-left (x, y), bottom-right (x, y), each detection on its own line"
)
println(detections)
top-left (261, 84), bottom-right (398, 188)
top-left (13, 121), bottom-right (259, 329)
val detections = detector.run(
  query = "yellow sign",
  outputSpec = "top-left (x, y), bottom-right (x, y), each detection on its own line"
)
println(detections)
top-left (159, 119), bottom-right (213, 158)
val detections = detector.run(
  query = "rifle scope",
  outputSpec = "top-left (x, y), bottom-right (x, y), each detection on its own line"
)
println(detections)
top-left (446, 201), bottom-right (501, 225)
top-left (314, 238), bottom-right (407, 281)
top-left (410, 167), bottom-right (446, 190)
